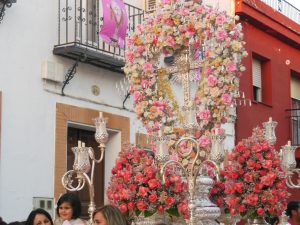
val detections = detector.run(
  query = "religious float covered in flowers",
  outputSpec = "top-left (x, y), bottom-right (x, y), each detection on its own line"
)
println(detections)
top-left (113, 0), bottom-right (291, 225)
top-left (62, 0), bottom-right (294, 225)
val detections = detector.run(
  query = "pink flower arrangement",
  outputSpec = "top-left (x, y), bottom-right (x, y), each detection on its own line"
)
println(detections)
top-left (124, 0), bottom-right (248, 136)
top-left (107, 144), bottom-right (189, 222)
top-left (222, 127), bottom-right (289, 219)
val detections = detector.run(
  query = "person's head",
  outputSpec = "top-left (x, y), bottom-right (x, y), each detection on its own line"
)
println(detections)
top-left (56, 193), bottom-right (82, 221)
top-left (92, 205), bottom-right (126, 225)
top-left (25, 208), bottom-right (53, 225)
top-left (269, 217), bottom-right (279, 225)
top-left (286, 201), bottom-right (300, 221)
top-left (0, 217), bottom-right (7, 225)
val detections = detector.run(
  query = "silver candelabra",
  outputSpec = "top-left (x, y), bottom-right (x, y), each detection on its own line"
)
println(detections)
top-left (61, 112), bottom-right (109, 222)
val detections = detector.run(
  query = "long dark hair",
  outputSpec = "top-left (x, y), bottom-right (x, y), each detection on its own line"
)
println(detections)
top-left (56, 193), bottom-right (82, 219)
top-left (25, 208), bottom-right (53, 225)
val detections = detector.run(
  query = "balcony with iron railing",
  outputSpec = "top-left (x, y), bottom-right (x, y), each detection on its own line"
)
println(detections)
top-left (53, 0), bottom-right (144, 73)
top-left (260, 0), bottom-right (300, 24)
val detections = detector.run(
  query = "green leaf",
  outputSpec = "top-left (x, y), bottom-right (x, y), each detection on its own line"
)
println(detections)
top-left (135, 209), bottom-right (141, 217)
top-left (224, 208), bottom-right (230, 214)
top-left (166, 208), bottom-right (180, 217)
top-left (144, 210), bottom-right (156, 217)
top-left (240, 211), bottom-right (247, 217)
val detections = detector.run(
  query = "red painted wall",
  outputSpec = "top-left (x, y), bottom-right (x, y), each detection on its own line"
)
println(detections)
top-left (235, 0), bottom-right (300, 200)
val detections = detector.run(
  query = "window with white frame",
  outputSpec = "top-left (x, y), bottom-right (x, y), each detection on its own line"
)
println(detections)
top-left (145, 0), bottom-right (156, 12)
top-left (252, 58), bottom-right (262, 102)
top-left (291, 74), bottom-right (300, 146)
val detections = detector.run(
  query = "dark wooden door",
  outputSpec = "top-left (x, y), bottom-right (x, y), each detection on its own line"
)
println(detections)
top-left (67, 127), bottom-right (105, 219)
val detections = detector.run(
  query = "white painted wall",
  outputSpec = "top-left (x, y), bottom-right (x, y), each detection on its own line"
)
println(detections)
top-left (0, 0), bottom-right (138, 222)
top-left (0, 0), bottom-right (235, 222)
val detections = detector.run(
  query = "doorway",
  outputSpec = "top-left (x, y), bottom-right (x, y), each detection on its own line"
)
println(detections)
top-left (67, 126), bottom-right (104, 219)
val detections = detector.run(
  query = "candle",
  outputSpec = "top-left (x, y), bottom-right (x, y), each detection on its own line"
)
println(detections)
top-left (287, 140), bottom-right (291, 146)
top-left (82, 142), bottom-right (86, 147)
top-left (99, 112), bottom-right (103, 118)
top-left (78, 140), bottom-right (82, 147)
top-left (269, 117), bottom-right (272, 122)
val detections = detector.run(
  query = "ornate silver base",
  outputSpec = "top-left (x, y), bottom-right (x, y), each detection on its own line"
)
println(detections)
top-left (247, 217), bottom-right (269, 225)
top-left (134, 213), bottom-right (169, 225)
top-left (193, 176), bottom-right (221, 225)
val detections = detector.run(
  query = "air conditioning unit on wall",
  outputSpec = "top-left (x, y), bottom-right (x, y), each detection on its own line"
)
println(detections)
top-left (41, 61), bottom-right (65, 83)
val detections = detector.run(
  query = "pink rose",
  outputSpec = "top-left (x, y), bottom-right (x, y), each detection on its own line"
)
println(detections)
top-left (133, 91), bottom-right (142, 102)
top-left (119, 203), bottom-right (128, 214)
top-left (157, 205), bottom-right (164, 213)
top-left (148, 178), bottom-right (160, 189)
top-left (245, 194), bottom-right (259, 206)
top-left (174, 183), bottom-right (183, 193)
top-left (166, 36), bottom-right (176, 47)
top-left (233, 182), bottom-right (244, 193)
top-left (198, 109), bottom-right (211, 121)
top-left (165, 18), bottom-right (174, 26)
top-left (137, 46), bottom-right (145, 54)
top-left (226, 197), bottom-right (240, 208)
top-left (207, 75), bottom-right (218, 87)
top-left (126, 51), bottom-right (134, 63)
top-left (204, 66), bottom-right (213, 76)
top-left (144, 166), bottom-right (155, 178)
top-left (148, 194), bottom-right (158, 203)
top-left (244, 172), bottom-right (253, 182)
top-left (239, 205), bottom-right (246, 212)
top-left (128, 202), bottom-right (135, 210)
top-left (134, 172), bottom-right (143, 182)
top-left (215, 14), bottom-right (226, 25)
top-left (226, 62), bottom-right (237, 72)
top-left (216, 28), bottom-right (227, 40)
top-left (221, 93), bottom-right (232, 105)
top-left (198, 135), bottom-right (211, 147)
top-left (257, 208), bottom-right (265, 216)
top-left (137, 186), bottom-right (149, 197)
top-left (247, 160), bottom-right (255, 170)
top-left (142, 62), bottom-right (153, 73)
top-left (165, 197), bottom-right (175, 206)
top-left (136, 201), bottom-right (147, 211)
top-left (127, 37), bottom-right (135, 46)
top-left (177, 202), bottom-right (188, 214)
top-left (262, 160), bottom-right (272, 169)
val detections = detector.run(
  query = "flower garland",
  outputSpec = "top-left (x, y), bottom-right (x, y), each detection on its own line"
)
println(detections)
top-left (223, 127), bottom-right (289, 219)
top-left (124, 0), bottom-right (248, 135)
top-left (107, 144), bottom-right (189, 222)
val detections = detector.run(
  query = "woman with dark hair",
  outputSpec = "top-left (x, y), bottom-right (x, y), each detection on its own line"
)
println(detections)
top-left (92, 205), bottom-right (126, 225)
top-left (25, 208), bottom-right (53, 225)
top-left (55, 193), bottom-right (86, 225)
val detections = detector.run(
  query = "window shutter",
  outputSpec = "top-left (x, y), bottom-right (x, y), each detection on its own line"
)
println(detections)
top-left (145, 0), bottom-right (156, 12)
top-left (252, 58), bottom-right (262, 88)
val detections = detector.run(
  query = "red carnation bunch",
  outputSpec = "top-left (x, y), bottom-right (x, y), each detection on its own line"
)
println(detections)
top-left (223, 127), bottom-right (289, 219)
top-left (107, 144), bottom-right (189, 222)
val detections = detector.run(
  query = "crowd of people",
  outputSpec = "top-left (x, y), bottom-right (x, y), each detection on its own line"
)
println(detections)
top-left (0, 193), bottom-right (126, 225)
top-left (1, 195), bottom-right (300, 225)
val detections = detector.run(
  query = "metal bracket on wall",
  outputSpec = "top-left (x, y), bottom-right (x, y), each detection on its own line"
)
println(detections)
top-left (61, 54), bottom-right (87, 96)
top-left (122, 91), bottom-right (130, 109)
top-left (0, 0), bottom-right (17, 23)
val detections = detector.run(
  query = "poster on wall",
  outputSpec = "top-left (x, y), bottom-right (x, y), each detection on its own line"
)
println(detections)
top-left (99, 0), bottom-right (128, 48)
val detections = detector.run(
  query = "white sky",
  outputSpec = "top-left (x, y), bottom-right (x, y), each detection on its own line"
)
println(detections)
top-left (285, 0), bottom-right (300, 10)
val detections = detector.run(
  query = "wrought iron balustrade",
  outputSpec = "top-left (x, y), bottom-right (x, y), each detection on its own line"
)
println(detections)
top-left (260, 0), bottom-right (300, 24)
top-left (0, 0), bottom-right (16, 23)
top-left (53, 0), bottom-right (144, 72)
